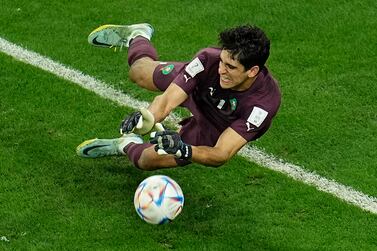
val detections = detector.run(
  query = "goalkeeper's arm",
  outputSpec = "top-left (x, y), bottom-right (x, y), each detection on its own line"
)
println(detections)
top-left (148, 83), bottom-right (188, 123)
top-left (190, 128), bottom-right (246, 166)
top-left (120, 83), bottom-right (188, 135)
top-left (150, 127), bottom-right (247, 167)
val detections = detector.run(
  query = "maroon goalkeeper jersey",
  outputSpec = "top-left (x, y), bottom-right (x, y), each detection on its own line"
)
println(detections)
top-left (153, 47), bottom-right (281, 146)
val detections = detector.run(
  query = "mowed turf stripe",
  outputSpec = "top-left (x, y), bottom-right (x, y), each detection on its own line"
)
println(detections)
top-left (1, 36), bottom-right (377, 214)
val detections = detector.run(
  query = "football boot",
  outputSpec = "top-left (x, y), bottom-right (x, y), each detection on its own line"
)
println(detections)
top-left (88, 23), bottom-right (154, 49)
top-left (76, 133), bottom-right (143, 158)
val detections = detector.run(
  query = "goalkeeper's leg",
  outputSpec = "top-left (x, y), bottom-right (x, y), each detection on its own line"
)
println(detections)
top-left (76, 134), bottom-right (181, 169)
top-left (127, 37), bottom-right (160, 91)
top-left (127, 37), bottom-right (185, 93)
top-left (126, 143), bottom-right (191, 170)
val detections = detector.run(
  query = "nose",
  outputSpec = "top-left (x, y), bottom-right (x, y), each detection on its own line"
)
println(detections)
top-left (218, 61), bottom-right (227, 74)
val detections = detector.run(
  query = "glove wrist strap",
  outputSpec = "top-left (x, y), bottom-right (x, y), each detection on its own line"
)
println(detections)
top-left (181, 143), bottom-right (192, 160)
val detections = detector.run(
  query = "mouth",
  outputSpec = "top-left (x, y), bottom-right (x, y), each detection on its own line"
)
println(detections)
top-left (220, 76), bottom-right (231, 84)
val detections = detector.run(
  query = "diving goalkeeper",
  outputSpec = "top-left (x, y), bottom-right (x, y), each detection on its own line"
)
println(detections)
top-left (77, 23), bottom-right (281, 170)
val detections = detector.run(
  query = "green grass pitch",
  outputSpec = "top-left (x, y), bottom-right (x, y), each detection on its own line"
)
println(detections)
top-left (1, 0), bottom-right (377, 249)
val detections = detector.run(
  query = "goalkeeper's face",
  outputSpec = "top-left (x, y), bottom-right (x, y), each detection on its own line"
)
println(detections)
top-left (218, 50), bottom-right (259, 91)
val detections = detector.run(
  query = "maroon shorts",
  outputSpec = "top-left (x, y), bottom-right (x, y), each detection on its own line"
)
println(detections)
top-left (153, 62), bottom-right (186, 91)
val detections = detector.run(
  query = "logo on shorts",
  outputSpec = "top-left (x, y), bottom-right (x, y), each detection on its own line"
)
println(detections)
top-left (161, 64), bottom-right (175, 75)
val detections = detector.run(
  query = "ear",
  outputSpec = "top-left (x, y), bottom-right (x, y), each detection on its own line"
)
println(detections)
top-left (247, 66), bottom-right (260, 78)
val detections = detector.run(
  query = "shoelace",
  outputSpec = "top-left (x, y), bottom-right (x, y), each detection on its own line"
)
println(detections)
top-left (105, 29), bottom-right (127, 52)
top-left (109, 39), bottom-right (127, 52)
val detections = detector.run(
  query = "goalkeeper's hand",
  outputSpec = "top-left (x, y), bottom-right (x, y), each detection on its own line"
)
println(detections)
top-left (150, 130), bottom-right (192, 160)
top-left (119, 108), bottom-right (155, 135)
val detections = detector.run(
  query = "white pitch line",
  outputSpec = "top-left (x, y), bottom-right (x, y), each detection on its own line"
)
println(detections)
top-left (1, 36), bottom-right (377, 214)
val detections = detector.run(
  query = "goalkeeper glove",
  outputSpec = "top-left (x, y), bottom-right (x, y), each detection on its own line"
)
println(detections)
top-left (120, 108), bottom-right (155, 135)
top-left (150, 130), bottom-right (192, 160)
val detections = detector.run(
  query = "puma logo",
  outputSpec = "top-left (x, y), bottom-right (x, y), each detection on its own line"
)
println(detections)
top-left (184, 74), bottom-right (192, 83)
top-left (246, 122), bottom-right (255, 132)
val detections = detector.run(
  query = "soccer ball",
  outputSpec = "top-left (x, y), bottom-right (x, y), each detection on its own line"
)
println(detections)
top-left (134, 175), bottom-right (184, 224)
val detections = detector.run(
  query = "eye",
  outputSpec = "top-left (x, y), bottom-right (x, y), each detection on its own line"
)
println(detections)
top-left (227, 64), bottom-right (236, 70)
top-left (219, 56), bottom-right (237, 70)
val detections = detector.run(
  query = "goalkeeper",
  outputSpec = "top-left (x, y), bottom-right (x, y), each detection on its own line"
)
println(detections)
top-left (77, 23), bottom-right (281, 170)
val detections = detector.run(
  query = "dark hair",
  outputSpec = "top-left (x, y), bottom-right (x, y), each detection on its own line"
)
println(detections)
top-left (219, 25), bottom-right (270, 71)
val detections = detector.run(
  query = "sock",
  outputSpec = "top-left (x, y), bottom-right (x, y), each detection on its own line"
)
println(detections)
top-left (127, 37), bottom-right (158, 66)
top-left (124, 142), bottom-right (153, 168)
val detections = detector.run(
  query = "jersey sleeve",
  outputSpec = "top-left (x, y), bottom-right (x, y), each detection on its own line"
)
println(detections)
top-left (172, 54), bottom-right (207, 94)
top-left (230, 106), bottom-right (273, 142)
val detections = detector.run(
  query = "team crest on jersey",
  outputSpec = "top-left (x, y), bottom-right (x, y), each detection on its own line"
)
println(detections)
top-left (229, 98), bottom-right (237, 111)
top-left (161, 64), bottom-right (175, 75)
